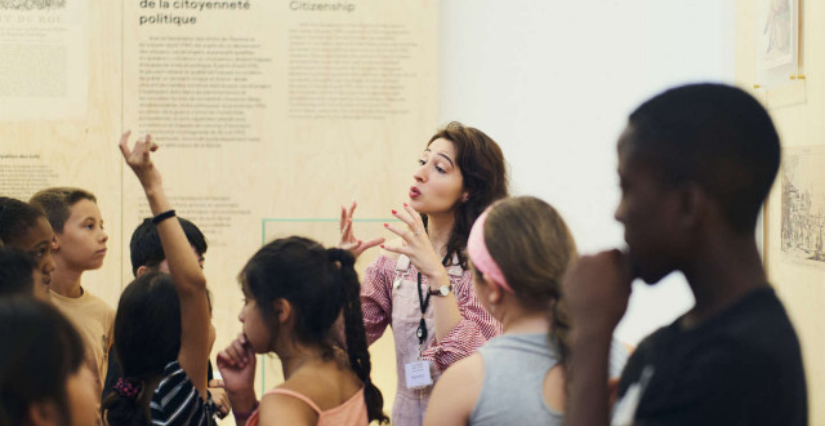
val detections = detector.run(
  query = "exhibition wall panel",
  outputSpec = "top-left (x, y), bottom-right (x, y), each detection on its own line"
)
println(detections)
top-left (0, 0), bottom-right (124, 307)
top-left (1, 2), bottom-right (437, 421)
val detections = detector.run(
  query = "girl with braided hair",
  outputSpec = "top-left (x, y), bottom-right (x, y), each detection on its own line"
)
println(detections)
top-left (217, 237), bottom-right (388, 426)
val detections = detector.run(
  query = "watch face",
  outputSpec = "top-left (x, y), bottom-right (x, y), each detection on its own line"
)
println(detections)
top-left (439, 285), bottom-right (450, 296)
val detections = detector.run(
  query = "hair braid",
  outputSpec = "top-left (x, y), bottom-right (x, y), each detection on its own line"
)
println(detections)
top-left (327, 248), bottom-right (389, 424)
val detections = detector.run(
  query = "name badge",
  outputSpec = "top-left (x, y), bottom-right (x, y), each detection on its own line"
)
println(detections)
top-left (404, 361), bottom-right (433, 389)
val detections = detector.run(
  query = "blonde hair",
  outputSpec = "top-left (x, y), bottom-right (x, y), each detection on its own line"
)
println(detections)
top-left (482, 196), bottom-right (577, 359)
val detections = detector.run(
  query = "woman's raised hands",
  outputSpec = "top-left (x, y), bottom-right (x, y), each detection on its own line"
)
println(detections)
top-left (339, 201), bottom-right (385, 259)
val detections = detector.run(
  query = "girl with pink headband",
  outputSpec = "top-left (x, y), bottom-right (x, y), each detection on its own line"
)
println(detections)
top-left (339, 122), bottom-right (507, 426)
top-left (423, 196), bottom-right (629, 426)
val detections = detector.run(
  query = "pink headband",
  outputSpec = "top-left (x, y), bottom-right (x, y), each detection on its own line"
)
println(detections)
top-left (468, 209), bottom-right (513, 293)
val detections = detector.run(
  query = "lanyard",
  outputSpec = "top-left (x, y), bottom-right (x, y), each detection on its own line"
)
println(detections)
top-left (415, 254), bottom-right (451, 356)
top-left (415, 271), bottom-right (431, 348)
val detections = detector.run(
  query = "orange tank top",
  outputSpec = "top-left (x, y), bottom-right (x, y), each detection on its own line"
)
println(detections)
top-left (246, 387), bottom-right (368, 426)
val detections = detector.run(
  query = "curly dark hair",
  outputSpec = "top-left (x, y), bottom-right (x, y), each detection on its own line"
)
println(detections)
top-left (0, 197), bottom-right (46, 245)
top-left (0, 247), bottom-right (37, 297)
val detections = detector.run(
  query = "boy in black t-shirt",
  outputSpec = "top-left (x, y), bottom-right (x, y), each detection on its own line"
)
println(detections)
top-left (563, 84), bottom-right (807, 426)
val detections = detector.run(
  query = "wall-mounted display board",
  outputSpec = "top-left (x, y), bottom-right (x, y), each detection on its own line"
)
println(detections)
top-left (738, 0), bottom-right (825, 423)
top-left (1, 1), bottom-right (437, 420)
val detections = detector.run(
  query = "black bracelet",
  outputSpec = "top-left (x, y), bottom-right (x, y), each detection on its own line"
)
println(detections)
top-left (152, 209), bottom-right (176, 225)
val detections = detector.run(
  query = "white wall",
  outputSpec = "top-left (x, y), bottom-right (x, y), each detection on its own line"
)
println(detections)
top-left (439, 0), bottom-right (736, 345)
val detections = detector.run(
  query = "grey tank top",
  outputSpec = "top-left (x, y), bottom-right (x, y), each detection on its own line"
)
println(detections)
top-left (469, 333), bottom-right (629, 426)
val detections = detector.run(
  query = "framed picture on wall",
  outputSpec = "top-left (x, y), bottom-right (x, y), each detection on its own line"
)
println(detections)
top-left (755, 0), bottom-right (799, 89)
top-left (764, 145), bottom-right (825, 271)
top-left (759, 0), bottom-right (794, 69)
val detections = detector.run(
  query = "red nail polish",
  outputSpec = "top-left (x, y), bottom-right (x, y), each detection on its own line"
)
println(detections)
top-left (384, 223), bottom-right (388, 227)
top-left (380, 244), bottom-right (385, 248)
top-left (403, 203), bottom-right (408, 207)
top-left (392, 210), bottom-right (397, 214)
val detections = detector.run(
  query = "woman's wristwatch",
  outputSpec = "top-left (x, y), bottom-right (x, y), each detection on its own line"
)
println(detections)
top-left (428, 284), bottom-right (453, 297)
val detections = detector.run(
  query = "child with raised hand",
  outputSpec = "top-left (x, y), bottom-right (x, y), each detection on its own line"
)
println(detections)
top-left (423, 196), bottom-right (628, 426)
top-left (217, 237), bottom-right (389, 426)
top-left (102, 216), bottom-right (230, 419)
top-left (29, 187), bottom-right (114, 386)
top-left (0, 196), bottom-right (56, 300)
top-left (102, 132), bottom-right (215, 425)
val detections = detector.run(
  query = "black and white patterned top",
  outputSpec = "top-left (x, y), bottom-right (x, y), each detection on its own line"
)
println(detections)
top-left (150, 360), bottom-right (216, 426)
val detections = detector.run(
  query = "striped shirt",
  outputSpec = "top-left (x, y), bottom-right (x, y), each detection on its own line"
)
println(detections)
top-left (150, 361), bottom-right (216, 426)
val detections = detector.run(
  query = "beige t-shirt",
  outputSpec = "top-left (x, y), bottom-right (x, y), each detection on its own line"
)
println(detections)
top-left (49, 288), bottom-right (115, 389)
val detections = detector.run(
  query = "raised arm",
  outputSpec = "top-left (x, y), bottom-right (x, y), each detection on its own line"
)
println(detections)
top-left (339, 201), bottom-right (385, 258)
top-left (119, 131), bottom-right (211, 398)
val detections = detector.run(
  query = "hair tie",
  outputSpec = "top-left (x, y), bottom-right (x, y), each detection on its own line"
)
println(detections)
top-left (327, 247), bottom-right (353, 267)
top-left (114, 378), bottom-right (142, 400)
top-left (468, 208), bottom-right (514, 293)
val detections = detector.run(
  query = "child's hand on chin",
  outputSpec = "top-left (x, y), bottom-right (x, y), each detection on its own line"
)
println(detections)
top-left (216, 333), bottom-right (257, 395)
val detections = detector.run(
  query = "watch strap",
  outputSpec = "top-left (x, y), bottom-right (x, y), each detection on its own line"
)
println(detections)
top-left (428, 284), bottom-right (452, 296)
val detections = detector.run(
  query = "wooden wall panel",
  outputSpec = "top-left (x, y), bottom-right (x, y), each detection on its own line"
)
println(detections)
top-left (2, 1), bottom-right (437, 423)
top-left (0, 0), bottom-right (124, 307)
